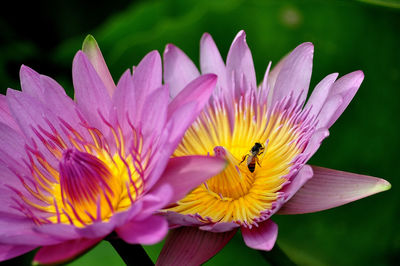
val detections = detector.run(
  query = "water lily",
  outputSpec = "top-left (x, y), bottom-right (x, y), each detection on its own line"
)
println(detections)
top-left (157, 31), bottom-right (391, 265)
top-left (0, 36), bottom-right (226, 264)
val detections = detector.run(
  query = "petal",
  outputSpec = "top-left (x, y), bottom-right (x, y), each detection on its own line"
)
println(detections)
top-left (259, 61), bottom-right (272, 101)
top-left (278, 166), bottom-right (391, 214)
top-left (33, 223), bottom-right (80, 242)
top-left (304, 73), bottom-right (339, 118)
top-left (167, 74), bottom-right (217, 119)
top-left (144, 102), bottom-right (198, 189)
top-left (302, 128), bottom-right (330, 160)
top-left (163, 44), bottom-right (200, 98)
top-left (141, 85), bottom-right (169, 138)
top-left (156, 227), bottom-right (237, 266)
top-left (200, 33), bottom-right (227, 91)
top-left (271, 42), bottom-right (314, 106)
top-left (150, 155), bottom-right (226, 204)
top-left (325, 70), bottom-right (364, 128)
top-left (280, 165), bottom-right (314, 204)
top-left (267, 53), bottom-right (288, 92)
top-left (241, 219), bottom-right (278, 251)
top-left (39, 75), bottom-right (85, 130)
top-left (5, 90), bottom-right (65, 164)
top-left (136, 184), bottom-right (173, 220)
top-left (0, 244), bottom-right (35, 262)
top-left (74, 220), bottom-right (115, 239)
top-left (0, 95), bottom-right (19, 131)
top-left (72, 51), bottom-right (112, 130)
top-left (82, 35), bottom-right (116, 96)
top-left (164, 212), bottom-right (205, 228)
top-left (0, 122), bottom-right (25, 163)
top-left (226, 30), bottom-right (257, 92)
top-left (116, 215), bottom-right (168, 245)
top-left (33, 238), bottom-right (102, 265)
top-left (0, 213), bottom-right (60, 246)
top-left (316, 95), bottom-right (343, 129)
top-left (133, 50), bottom-right (162, 116)
top-left (19, 65), bottom-right (44, 99)
top-left (199, 222), bottom-right (240, 233)
top-left (111, 69), bottom-right (135, 132)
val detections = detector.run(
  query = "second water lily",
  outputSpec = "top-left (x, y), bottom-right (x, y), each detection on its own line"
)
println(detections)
top-left (156, 31), bottom-right (391, 265)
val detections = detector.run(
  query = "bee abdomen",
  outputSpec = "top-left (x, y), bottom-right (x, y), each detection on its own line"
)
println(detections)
top-left (248, 163), bottom-right (255, 173)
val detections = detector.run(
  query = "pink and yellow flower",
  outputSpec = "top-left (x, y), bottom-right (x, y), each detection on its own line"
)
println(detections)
top-left (0, 36), bottom-right (226, 264)
top-left (157, 31), bottom-right (391, 265)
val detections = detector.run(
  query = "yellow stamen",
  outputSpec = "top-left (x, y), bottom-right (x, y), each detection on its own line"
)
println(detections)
top-left (167, 100), bottom-right (305, 225)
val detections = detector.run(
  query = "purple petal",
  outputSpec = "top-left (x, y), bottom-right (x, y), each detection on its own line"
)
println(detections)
top-left (149, 155), bottom-right (226, 205)
top-left (259, 61), bottom-right (272, 100)
top-left (19, 65), bottom-right (44, 99)
top-left (74, 220), bottom-right (115, 239)
top-left (271, 42), bottom-right (314, 106)
top-left (267, 53), bottom-right (288, 92)
top-left (304, 73), bottom-right (339, 118)
top-left (0, 244), bottom-right (35, 262)
top-left (33, 223), bottom-right (80, 242)
top-left (0, 95), bottom-right (19, 132)
top-left (133, 51), bottom-right (162, 117)
top-left (72, 51), bottom-right (112, 130)
top-left (0, 213), bottom-right (61, 246)
top-left (241, 219), bottom-right (278, 251)
top-left (0, 122), bottom-right (26, 164)
top-left (167, 74), bottom-right (217, 119)
top-left (302, 128), bottom-right (330, 160)
top-left (33, 238), bottom-right (102, 265)
top-left (111, 69), bottom-right (135, 132)
top-left (116, 215), bottom-right (168, 245)
top-left (5, 89), bottom-right (67, 164)
top-left (39, 75), bottom-right (85, 130)
top-left (200, 33), bottom-right (227, 91)
top-left (82, 35), bottom-right (116, 96)
top-left (226, 30), bottom-right (257, 93)
top-left (325, 70), bottom-right (364, 128)
top-left (156, 227), bottom-right (237, 266)
top-left (200, 222), bottom-right (240, 233)
top-left (144, 102), bottom-right (198, 190)
top-left (141, 85), bottom-right (169, 138)
top-left (280, 165), bottom-right (314, 205)
top-left (278, 166), bottom-right (391, 214)
top-left (163, 44), bottom-right (200, 98)
top-left (135, 184), bottom-right (173, 220)
top-left (164, 212), bottom-right (205, 228)
top-left (316, 95), bottom-right (343, 129)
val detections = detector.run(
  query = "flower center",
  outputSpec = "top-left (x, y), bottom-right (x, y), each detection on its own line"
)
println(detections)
top-left (10, 117), bottom-right (146, 227)
top-left (168, 95), bottom-right (313, 226)
top-left (59, 149), bottom-right (112, 206)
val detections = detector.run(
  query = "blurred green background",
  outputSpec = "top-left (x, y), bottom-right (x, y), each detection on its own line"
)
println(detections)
top-left (1, 0), bottom-right (399, 265)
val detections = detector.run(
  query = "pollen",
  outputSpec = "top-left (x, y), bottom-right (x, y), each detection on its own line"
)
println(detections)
top-left (168, 94), bottom-right (314, 226)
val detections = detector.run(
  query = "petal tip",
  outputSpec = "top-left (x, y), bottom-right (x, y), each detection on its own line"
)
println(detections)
top-left (19, 64), bottom-right (37, 78)
top-left (299, 42), bottom-right (314, 54)
top-left (200, 32), bottom-right (212, 42)
top-left (164, 44), bottom-right (176, 55)
top-left (232, 30), bottom-right (247, 46)
top-left (73, 50), bottom-right (86, 62)
top-left (378, 179), bottom-right (391, 192)
top-left (82, 34), bottom-right (97, 50)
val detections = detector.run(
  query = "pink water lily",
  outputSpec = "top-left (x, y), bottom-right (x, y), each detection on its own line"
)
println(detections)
top-left (0, 36), bottom-right (226, 264)
top-left (156, 31), bottom-right (391, 265)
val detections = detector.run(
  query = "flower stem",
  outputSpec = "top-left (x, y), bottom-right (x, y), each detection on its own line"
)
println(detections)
top-left (259, 244), bottom-right (296, 266)
top-left (107, 234), bottom-right (154, 266)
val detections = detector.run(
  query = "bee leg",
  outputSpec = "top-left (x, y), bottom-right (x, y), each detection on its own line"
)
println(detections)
top-left (239, 155), bottom-right (248, 165)
top-left (256, 157), bottom-right (261, 167)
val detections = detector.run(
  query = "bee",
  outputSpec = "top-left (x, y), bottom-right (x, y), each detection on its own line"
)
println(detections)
top-left (239, 142), bottom-right (265, 173)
